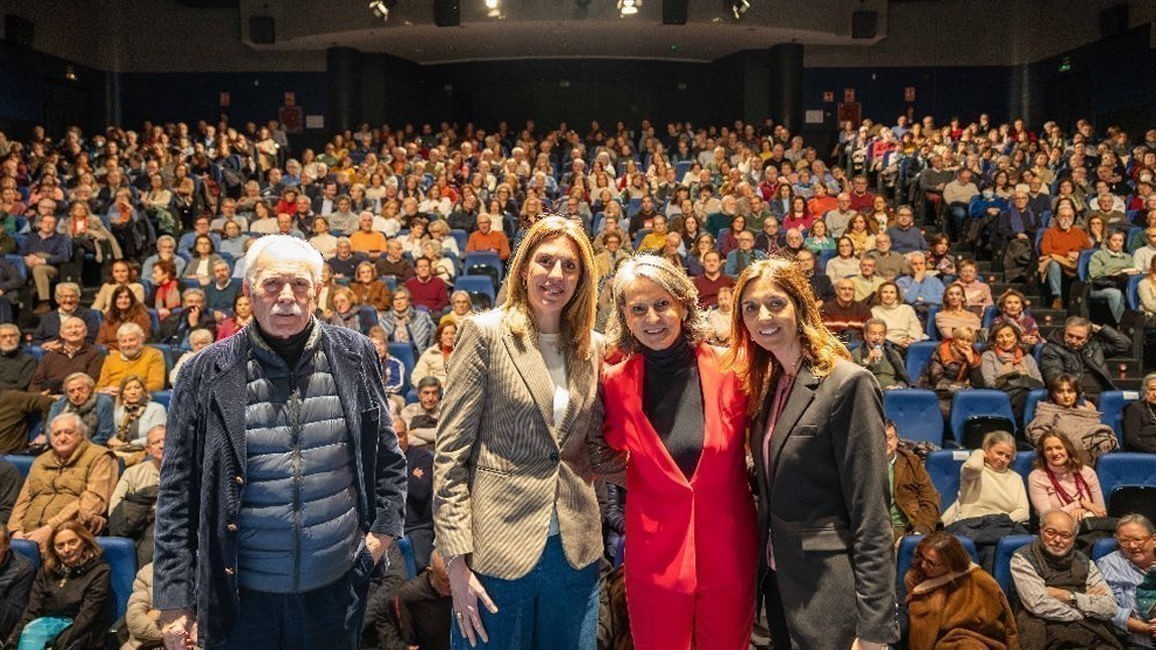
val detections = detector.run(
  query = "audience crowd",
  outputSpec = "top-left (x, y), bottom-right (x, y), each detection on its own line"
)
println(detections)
top-left (0, 110), bottom-right (1155, 648)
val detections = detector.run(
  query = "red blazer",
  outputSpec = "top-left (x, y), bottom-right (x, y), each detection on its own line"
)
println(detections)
top-left (602, 343), bottom-right (758, 594)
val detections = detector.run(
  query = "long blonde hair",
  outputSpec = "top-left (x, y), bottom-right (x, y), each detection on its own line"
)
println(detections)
top-left (724, 258), bottom-right (850, 415)
top-left (502, 215), bottom-right (598, 362)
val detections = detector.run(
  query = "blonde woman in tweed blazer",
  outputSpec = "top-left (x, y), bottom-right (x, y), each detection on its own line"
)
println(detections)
top-left (434, 216), bottom-right (620, 649)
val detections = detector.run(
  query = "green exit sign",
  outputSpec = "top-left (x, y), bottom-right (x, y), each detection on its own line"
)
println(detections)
top-left (1059, 56), bottom-right (1071, 72)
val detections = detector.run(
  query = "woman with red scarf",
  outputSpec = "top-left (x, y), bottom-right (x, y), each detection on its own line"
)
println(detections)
top-left (924, 325), bottom-right (983, 422)
top-left (1026, 432), bottom-right (1106, 521)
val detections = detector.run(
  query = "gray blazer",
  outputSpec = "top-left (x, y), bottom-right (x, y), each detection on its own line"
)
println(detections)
top-left (751, 359), bottom-right (899, 647)
top-left (433, 309), bottom-right (605, 580)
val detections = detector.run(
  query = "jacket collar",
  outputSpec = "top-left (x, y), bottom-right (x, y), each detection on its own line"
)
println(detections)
top-left (208, 323), bottom-right (366, 464)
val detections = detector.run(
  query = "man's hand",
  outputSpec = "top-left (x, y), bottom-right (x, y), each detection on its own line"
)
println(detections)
top-left (160, 609), bottom-right (198, 650)
top-left (18, 526), bottom-right (52, 547)
top-left (365, 532), bottom-right (393, 565)
top-left (40, 340), bottom-right (63, 353)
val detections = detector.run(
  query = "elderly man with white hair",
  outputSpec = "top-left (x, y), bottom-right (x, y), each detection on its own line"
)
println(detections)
top-left (96, 322), bottom-right (165, 394)
top-left (7, 412), bottom-right (117, 547)
top-left (154, 235), bottom-right (407, 649)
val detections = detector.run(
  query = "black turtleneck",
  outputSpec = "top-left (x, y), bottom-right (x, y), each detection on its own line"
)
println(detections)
top-left (258, 320), bottom-right (314, 370)
top-left (642, 337), bottom-right (704, 479)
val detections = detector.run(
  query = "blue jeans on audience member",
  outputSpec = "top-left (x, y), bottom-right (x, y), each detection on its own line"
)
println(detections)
top-left (451, 534), bottom-right (599, 650)
top-left (1090, 287), bottom-right (1125, 323)
top-left (215, 550), bottom-right (375, 650)
top-left (1046, 261), bottom-right (1064, 299)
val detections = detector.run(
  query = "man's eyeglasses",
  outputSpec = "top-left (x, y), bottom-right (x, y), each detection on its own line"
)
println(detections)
top-left (1042, 527), bottom-right (1074, 541)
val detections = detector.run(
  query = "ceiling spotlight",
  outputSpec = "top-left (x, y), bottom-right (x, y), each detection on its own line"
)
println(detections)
top-left (484, 0), bottom-right (501, 17)
top-left (618, 0), bottom-right (639, 16)
top-left (730, 0), bottom-right (750, 20)
top-left (369, 0), bottom-right (394, 21)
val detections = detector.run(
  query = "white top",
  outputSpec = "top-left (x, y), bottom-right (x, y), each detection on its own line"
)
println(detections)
top-left (537, 332), bottom-right (568, 535)
top-left (536, 333), bottom-right (569, 426)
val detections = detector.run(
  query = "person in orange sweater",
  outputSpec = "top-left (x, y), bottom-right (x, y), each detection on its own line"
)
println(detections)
top-left (464, 213), bottom-right (511, 261)
top-left (350, 211), bottom-right (390, 260)
top-left (1039, 201), bottom-right (1091, 309)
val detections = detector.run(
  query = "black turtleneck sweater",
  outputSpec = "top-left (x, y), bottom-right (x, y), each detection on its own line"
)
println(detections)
top-left (257, 320), bottom-right (314, 370)
top-left (642, 337), bottom-right (704, 479)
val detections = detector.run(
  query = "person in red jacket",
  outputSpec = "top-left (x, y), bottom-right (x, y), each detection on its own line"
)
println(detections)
top-left (592, 254), bottom-right (757, 650)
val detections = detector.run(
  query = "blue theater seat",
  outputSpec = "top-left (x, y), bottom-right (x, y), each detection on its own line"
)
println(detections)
top-left (991, 534), bottom-right (1036, 595)
top-left (1092, 538), bottom-right (1118, 561)
top-left (949, 389), bottom-right (1015, 445)
top-left (883, 389), bottom-right (944, 446)
top-left (924, 449), bottom-right (971, 511)
top-left (895, 535), bottom-right (979, 602)
top-left (96, 537), bottom-right (138, 620)
top-left (1096, 453), bottom-right (1156, 503)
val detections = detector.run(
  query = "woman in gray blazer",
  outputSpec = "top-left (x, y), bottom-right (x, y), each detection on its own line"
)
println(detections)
top-left (726, 258), bottom-right (899, 649)
top-left (434, 216), bottom-right (612, 649)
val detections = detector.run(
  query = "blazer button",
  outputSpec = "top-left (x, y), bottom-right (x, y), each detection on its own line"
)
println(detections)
top-left (226, 523), bottom-right (238, 533)
top-left (234, 475), bottom-right (244, 485)
top-left (224, 567), bottom-right (235, 576)
top-left (549, 452), bottom-right (560, 463)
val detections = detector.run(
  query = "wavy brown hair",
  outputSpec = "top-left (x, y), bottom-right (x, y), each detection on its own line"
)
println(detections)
top-left (502, 215), bottom-right (597, 363)
top-left (723, 258), bottom-right (850, 416)
top-left (605, 254), bottom-right (710, 356)
top-left (43, 520), bottom-right (102, 576)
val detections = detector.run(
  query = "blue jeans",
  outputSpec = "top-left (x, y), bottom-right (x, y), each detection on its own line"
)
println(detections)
top-left (1046, 261), bottom-right (1064, 298)
top-left (1090, 287), bottom-right (1125, 323)
top-left (451, 534), bottom-right (599, 650)
top-left (214, 549), bottom-right (375, 650)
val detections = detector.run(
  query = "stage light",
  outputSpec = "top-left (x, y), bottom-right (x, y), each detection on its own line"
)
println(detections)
top-left (730, 0), bottom-right (750, 20)
top-left (369, 0), bottom-right (393, 21)
top-left (618, 0), bottom-right (640, 17)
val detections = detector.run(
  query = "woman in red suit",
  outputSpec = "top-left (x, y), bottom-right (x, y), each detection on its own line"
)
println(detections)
top-left (593, 254), bottom-right (758, 649)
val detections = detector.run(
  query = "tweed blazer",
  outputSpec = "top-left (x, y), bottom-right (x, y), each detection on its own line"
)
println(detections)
top-left (434, 308), bottom-right (604, 580)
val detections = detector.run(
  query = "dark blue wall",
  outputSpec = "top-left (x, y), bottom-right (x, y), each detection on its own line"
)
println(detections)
top-left (0, 41), bottom-right (109, 137)
top-left (117, 71), bottom-right (326, 130)
top-left (1, 25), bottom-right (1151, 142)
top-left (804, 66), bottom-right (1016, 126)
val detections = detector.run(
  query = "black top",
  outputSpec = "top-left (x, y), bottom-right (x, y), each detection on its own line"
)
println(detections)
top-left (257, 320), bottom-right (314, 370)
top-left (641, 337), bottom-right (705, 480)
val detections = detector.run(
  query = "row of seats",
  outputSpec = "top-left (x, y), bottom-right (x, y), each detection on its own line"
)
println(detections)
top-left (9, 536), bottom-right (135, 620)
top-left (884, 387), bottom-right (1136, 446)
top-left (924, 449), bottom-right (1156, 513)
top-left (895, 533), bottom-right (1122, 602)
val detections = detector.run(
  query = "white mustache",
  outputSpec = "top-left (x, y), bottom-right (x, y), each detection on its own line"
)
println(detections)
top-left (271, 304), bottom-right (304, 316)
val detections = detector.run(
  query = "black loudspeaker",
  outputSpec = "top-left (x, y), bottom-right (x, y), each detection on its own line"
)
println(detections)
top-left (434, 0), bottom-right (460, 27)
top-left (1099, 3), bottom-right (1128, 39)
top-left (663, 0), bottom-right (688, 25)
top-left (249, 15), bottom-right (275, 44)
top-left (851, 10), bottom-right (877, 39)
top-left (4, 15), bottom-right (34, 47)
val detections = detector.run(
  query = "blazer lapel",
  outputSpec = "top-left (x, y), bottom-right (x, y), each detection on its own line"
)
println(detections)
top-left (556, 350), bottom-right (593, 445)
top-left (767, 364), bottom-right (819, 488)
top-left (210, 353), bottom-right (248, 467)
top-left (503, 331), bottom-right (558, 436)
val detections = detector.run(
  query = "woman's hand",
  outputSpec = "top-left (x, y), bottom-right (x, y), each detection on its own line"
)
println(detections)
top-left (448, 559), bottom-right (498, 648)
top-left (1080, 498), bottom-right (1107, 518)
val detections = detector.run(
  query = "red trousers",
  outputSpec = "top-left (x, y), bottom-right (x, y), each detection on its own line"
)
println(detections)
top-left (625, 579), bottom-right (755, 650)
